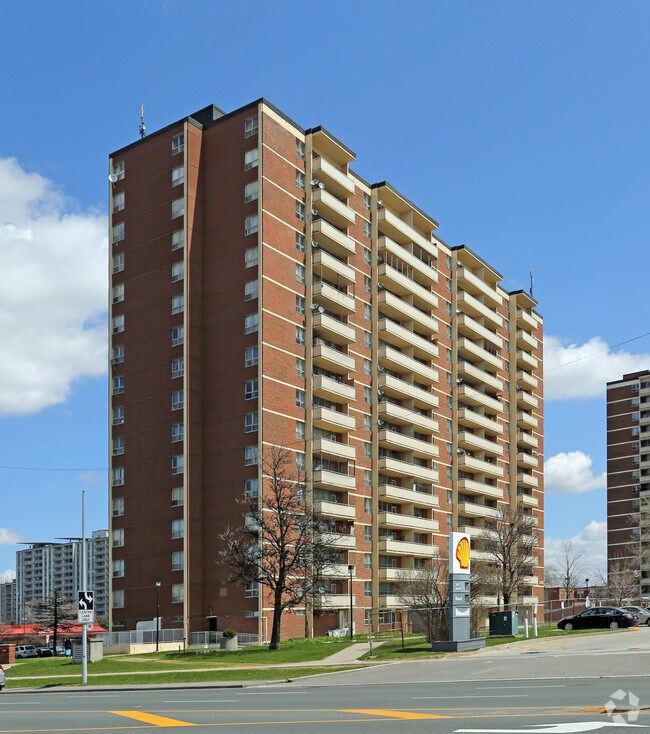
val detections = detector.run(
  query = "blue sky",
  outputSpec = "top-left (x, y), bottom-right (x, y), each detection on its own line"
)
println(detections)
top-left (1, 1), bottom-right (648, 580)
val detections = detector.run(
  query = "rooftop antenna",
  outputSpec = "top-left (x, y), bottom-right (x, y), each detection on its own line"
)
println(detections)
top-left (529, 269), bottom-right (534, 298)
top-left (139, 104), bottom-right (146, 139)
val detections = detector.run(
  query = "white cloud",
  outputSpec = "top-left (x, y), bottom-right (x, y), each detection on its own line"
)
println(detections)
top-left (544, 451), bottom-right (606, 495)
top-left (0, 157), bottom-right (108, 417)
top-left (545, 521), bottom-right (607, 579)
top-left (545, 335), bottom-right (650, 401)
top-left (0, 569), bottom-right (15, 583)
top-left (0, 528), bottom-right (21, 545)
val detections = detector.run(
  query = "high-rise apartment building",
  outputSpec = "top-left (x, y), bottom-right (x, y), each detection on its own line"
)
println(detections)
top-left (606, 370), bottom-right (650, 595)
top-left (16, 531), bottom-right (109, 622)
top-left (108, 99), bottom-right (544, 640)
top-left (0, 579), bottom-right (16, 624)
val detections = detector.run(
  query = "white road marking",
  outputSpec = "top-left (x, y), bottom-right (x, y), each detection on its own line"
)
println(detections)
top-left (162, 699), bottom-right (237, 703)
top-left (475, 685), bottom-right (565, 689)
top-left (414, 694), bottom-right (529, 699)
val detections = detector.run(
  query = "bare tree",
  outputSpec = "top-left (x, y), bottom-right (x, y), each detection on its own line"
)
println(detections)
top-left (219, 446), bottom-right (341, 650)
top-left (480, 507), bottom-right (538, 609)
top-left (31, 588), bottom-right (76, 655)
top-left (597, 549), bottom-right (641, 605)
top-left (546, 540), bottom-right (585, 600)
top-left (395, 558), bottom-right (449, 642)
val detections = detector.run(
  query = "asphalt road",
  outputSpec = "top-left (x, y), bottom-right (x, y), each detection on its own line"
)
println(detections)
top-left (0, 629), bottom-right (648, 733)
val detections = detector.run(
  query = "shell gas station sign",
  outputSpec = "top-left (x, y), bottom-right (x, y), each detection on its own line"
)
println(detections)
top-left (450, 532), bottom-right (471, 575)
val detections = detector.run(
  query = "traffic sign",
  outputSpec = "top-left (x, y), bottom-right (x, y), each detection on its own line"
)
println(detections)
top-left (78, 609), bottom-right (94, 624)
top-left (78, 591), bottom-right (94, 611)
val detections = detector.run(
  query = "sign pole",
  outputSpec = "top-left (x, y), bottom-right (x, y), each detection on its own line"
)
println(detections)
top-left (81, 491), bottom-right (88, 684)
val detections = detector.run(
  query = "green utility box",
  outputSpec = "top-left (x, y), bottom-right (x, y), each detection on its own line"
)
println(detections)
top-left (488, 611), bottom-right (519, 636)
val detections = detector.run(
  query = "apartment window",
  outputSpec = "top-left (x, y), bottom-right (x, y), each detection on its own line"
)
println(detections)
top-left (112, 497), bottom-right (124, 517)
top-left (171, 584), bottom-right (184, 603)
top-left (296, 170), bottom-right (306, 191)
top-left (244, 379), bottom-right (258, 399)
top-left (363, 247), bottom-right (371, 266)
top-left (364, 469), bottom-right (372, 487)
top-left (171, 455), bottom-right (184, 475)
top-left (171, 294), bottom-right (184, 314)
top-left (112, 376), bottom-right (125, 395)
top-left (296, 452), bottom-right (306, 472)
top-left (296, 326), bottom-right (305, 346)
top-left (296, 139), bottom-right (306, 159)
top-left (244, 346), bottom-right (258, 367)
top-left (245, 580), bottom-right (260, 598)
top-left (171, 198), bottom-right (184, 219)
top-left (171, 134), bottom-right (184, 155)
top-left (364, 581), bottom-right (372, 598)
top-left (364, 442), bottom-right (372, 459)
top-left (244, 313), bottom-right (259, 334)
top-left (112, 222), bottom-right (124, 244)
top-left (446, 277), bottom-right (452, 292)
top-left (171, 165), bottom-right (185, 187)
top-left (446, 442), bottom-right (452, 455)
top-left (364, 220), bottom-right (371, 238)
top-left (171, 551), bottom-right (184, 572)
top-left (244, 478), bottom-right (258, 499)
top-left (112, 436), bottom-right (124, 456)
top-left (245, 412), bottom-right (259, 433)
top-left (364, 386), bottom-right (372, 404)
top-left (446, 301), bottom-right (452, 317)
top-left (244, 181), bottom-right (259, 203)
top-left (111, 160), bottom-right (125, 181)
top-left (364, 331), bottom-right (372, 349)
top-left (112, 528), bottom-right (124, 548)
top-left (296, 232), bottom-right (306, 252)
top-left (364, 275), bottom-right (372, 293)
top-left (296, 295), bottom-right (306, 315)
top-left (171, 486), bottom-right (184, 507)
top-left (363, 358), bottom-right (372, 376)
top-left (172, 517), bottom-right (185, 540)
top-left (364, 303), bottom-right (371, 321)
top-left (112, 467), bottom-right (124, 487)
top-left (295, 263), bottom-right (305, 284)
top-left (171, 390), bottom-right (184, 411)
top-left (171, 326), bottom-right (184, 347)
top-left (364, 526), bottom-right (372, 542)
top-left (447, 465), bottom-right (452, 480)
top-left (447, 419), bottom-right (453, 434)
top-left (244, 214), bottom-right (259, 236)
top-left (111, 344), bottom-right (124, 365)
top-left (363, 193), bottom-right (371, 210)
top-left (244, 445), bottom-right (258, 466)
top-left (296, 420), bottom-right (305, 440)
top-left (244, 115), bottom-right (259, 138)
top-left (446, 348), bottom-right (452, 363)
top-left (171, 230), bottom-right (184, 251)
top-left (171, 423), bottom-right (184, 443)
top-left (244, 148), bottom-right (259, 170)
top-left (112, 406), bottom-right (125, 425)
top-left (364, 415), bottom-right (372, 431)
top-left (296, 357), bottom-right (305, 377)
top-left (171, 358), bottom-right (184, 378)
top-left (112, 252), bottom-right (125, 274)
top-left (112, 314), bottom-right (124, 334)
top-left (446, 325), bottom-right (452, 339)
top-left (296, 389), bottom-right (306, 408)
top-left (244, 247), bottom-right (258, 268)
top-left (112, 589), bottom-right (124, 608)
top-left (112, 559), bottom-right (125, 578)
top-left (295, 201), bottom-right (306, 222)
top-left (112, 191), bottom-right (125, 213)
top-left (244, 280), bottom-right (258, 301)
top-left (171, 261), bottom-right (184, 282)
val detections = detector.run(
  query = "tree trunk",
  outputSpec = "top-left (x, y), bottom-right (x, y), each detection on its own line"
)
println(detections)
top-left (503, 591), bottom-right (510, 608)
top-left (269, 590), bottom-right (283, 650)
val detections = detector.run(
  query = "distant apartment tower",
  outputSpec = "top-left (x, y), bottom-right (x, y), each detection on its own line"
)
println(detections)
top-left (606, 370), bottom-right (650, 595)
top-left (0, 579), bottom-right (16, 624)
top-left (16, 531), bottom-right (109, 622)
top-left (108, 98), bottom-right (544, 641)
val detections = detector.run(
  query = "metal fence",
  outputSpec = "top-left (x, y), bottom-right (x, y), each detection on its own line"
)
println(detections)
top-left (189, 631), bottom-right (259, 647)
top-left (99, 629), bottom-right (259, 648)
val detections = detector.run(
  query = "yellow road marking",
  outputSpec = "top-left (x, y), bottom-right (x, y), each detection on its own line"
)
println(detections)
top-left (343, 709), bottom-right (449, 719)
top-left (110, 711), bottom-right (196, 727)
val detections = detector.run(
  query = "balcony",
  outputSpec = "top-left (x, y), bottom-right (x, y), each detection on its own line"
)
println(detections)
top-left (379, 483), bottom-right (439, 508)
top-left (313, 437), bottom-right (356, 461)
top-left (516, 370), bottom-right (539, 389)
top-left (516, 430), bottom-right (538, 449)
top-left (312, 219), bottom-right (355, 258)
top-left (379, 595), bottom-right (404, 608)
top-left (458, 501), bottom-right (500, 519)
top-left (379, 401), bottom-right (438, 432)
top-left (313, 374), bottom-right (355, 403)
top-left (517, 451), bottom-right (538, 468)
top-left (517, 349), bottom-right (538, 370)
top-left (379, 567), bottom-right (423, 581)
top-left (379, 346), bottom-right (438, 384)
top-left (517, 410), bottom-right (538, 429)
top-left (314, 593), bottom-right (356, 608)
top-left (378, 318), bottom-right (439, 360)
top-left (312, 188), bottom-right (356, 229)
top-left (314, 500), bottom-right (356, 520)
top-left (458, 384), bottom-right (503, 413)
top-left (377, 207), bottom-right (438, 259)
top-left (313, 406), bottom-right (356, 433)
top-left (313, 312), bottom-right (355, 345)
top-left (458, 478), bottom-right (503, 500)
top-left (516, 308), bottom-right (537, 330)
top-left (378, 264), bottom-right (439, 310)
top-left (458, 432), bottom-right (503, 456)
top-left (379, 430), bottom-right (438, 458)
top-left (313, 468), bottom-right (356, 491)
top-left (458, 407), bottom-right (503, 434)
top-left (312, 249), bottom-right (355, 285)
top-left (457, 361), bottom-right (503, 392)
top-left (379, 511), bottom-right (439, 533)
top-left (457, 291), bottom-right (503, 329)
top-left (313, 281), bottom-right (355, 316)
top-left (458, 453), bottom-right (504, 478)
top-left (312, 157), bottom-right (356, 199)
top-left (313, 343), bottom-right (355, 374)
top-left (378, 290), bottom-right (438, 334)
top-left (457, 314), bottom-right (503, 347)
top-left (516, 472), bottom-right (539, 488)
top-left (457, 266), bottom-right (503, 308)
top-left (321, 532), bottom-right (356, 549)
top-left (378, 236), bottom-right (439, 287)
top-left (379, 538), bottom-right (436, 557)
top-left (516, 329), bottom-right (538, 352)
top-left (322, 564), bottom-right (352, 578)
top-left (379, 373), bottom-right (439, 409)
top-left (457, 338), bottom-right (502, 371)
top-left (379, 457), bottom-right (439, 483)
top-left (517, 492), bottom-right (539, 508)
top-left (517, 390), bottom-right (539, 410)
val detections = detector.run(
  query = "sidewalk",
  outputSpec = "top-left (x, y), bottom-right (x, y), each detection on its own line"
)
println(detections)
top-left (320, 640), bottom-right (386, 664)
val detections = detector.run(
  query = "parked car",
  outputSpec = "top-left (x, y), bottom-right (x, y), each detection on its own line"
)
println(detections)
top-left (36, 646), bottom-right (54, 657)
top-left (15, 645), bottom-right (38, 658)
top-left (558, 606), bottom-right (637, 630)
top-left (620, 606), bottom-right (650, 625)
top-left (0, 664), bottom-right (5, 691)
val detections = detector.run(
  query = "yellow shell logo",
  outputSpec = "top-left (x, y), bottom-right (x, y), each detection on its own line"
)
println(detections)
top-left (455, 536), bottom-right (470, 570)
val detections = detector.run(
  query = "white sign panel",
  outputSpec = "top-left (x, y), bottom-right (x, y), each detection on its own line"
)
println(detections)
top-left (449, 532), bottom-right (471, 575)
top-left (77, 609), bottom-right (94, 624)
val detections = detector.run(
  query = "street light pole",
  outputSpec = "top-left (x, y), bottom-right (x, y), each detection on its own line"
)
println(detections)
top-left (585, 578), bottom-right (590, 607)
top-left (155, 580), bottom-right (161, 652)
top-left (347, 564), bottom-right (354, 641)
